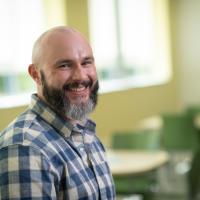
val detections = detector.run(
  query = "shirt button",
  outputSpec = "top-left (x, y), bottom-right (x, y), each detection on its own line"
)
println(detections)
top-left (80, 147), bottom-right (85, 151)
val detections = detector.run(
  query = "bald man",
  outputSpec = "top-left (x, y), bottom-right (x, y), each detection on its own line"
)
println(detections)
top-left (0, 26), bottom-right (116, 200)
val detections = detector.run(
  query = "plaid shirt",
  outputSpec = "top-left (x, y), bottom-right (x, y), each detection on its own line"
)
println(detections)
top-left (0, 94), bottom-right (115, 200)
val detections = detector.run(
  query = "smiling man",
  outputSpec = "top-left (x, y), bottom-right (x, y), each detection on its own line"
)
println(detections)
top-left (0, 26), bottom-right (116, 200)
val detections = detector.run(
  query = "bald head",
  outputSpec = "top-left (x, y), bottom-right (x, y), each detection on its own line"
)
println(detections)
top-left (32, 26), bottom-right (90, 69)
top-left (29, 26), bottom-right (98, 121)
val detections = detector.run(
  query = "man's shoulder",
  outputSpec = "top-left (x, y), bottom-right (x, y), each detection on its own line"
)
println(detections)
top-left (0, 109), bottom-right (47, 149)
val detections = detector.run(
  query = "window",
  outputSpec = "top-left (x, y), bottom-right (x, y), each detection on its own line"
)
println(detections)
top-left (0, 0), bottom-right (67, 108)
top-left (0, 0), bottom-right (45, 107)
top-left (88, 0), bottom-right (172, 92)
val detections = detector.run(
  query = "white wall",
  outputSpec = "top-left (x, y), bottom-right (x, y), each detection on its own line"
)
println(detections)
top-left (171, 0), bottom-right (200, 108)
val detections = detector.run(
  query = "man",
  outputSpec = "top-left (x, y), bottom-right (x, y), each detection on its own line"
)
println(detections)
top-left (0, 26), bottom-right (116, 200)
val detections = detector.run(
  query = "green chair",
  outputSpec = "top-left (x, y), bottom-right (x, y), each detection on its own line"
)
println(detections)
top-left (185, 105), bottom-right (200, 144)
top-left (185, 105), bottom-right (200, 117)
top-left (187, 148), bottom-right (200, 200)
top-left (114, 174), bottom-right (156, 200)
top-left (161, 113), bottom-right (199, 151)
top-left (112, 129), bottom-right (161, 151)
top-left (111, 129), bottom-right (161, 199)
top-left (158, 113), bottom-right (199, 197)
top-left (185, 105), bottom-right (200, 198)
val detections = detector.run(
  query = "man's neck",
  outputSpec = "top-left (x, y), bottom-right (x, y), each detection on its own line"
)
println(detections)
top-left (62, 114), bottom-right (87, 126)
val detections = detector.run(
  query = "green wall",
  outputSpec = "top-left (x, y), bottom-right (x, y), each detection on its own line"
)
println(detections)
top-left (0, 106), bottom-right (27, 130)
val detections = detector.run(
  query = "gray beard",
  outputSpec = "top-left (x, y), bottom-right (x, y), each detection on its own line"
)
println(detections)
top-left (63, 96), bottom-right (94, 120)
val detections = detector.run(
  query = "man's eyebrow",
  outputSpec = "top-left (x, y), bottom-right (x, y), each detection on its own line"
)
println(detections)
top-left (83, 56), bottom-right (95, 61)
top-left (54, 56), bottom-right (95, 66)
top-left (54, 59), bottom-right (73, 66)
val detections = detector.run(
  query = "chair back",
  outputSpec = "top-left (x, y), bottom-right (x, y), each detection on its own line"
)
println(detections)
top-left (111, 129), bottom-right (161, 150)
top-left (161, 113), bottom-right (199, 151)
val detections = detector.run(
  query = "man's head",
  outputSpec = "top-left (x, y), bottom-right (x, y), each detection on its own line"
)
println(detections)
top-left (28, 26), bottom-right (99, 121)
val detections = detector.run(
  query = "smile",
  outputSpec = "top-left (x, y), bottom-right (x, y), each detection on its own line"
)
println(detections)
top-left (65, 83), bottom-right (90, 98)
top-left (69, 85), bottom-right (88, 92)
top-left (64, 80), bottom-right (92, 92)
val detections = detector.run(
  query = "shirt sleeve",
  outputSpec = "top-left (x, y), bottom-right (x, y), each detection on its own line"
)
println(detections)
top-left (0, 144), bottom-right (57, 200)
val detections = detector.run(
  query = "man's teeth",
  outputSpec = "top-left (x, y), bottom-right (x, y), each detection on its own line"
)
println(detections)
top-left (70, 86), bottom-right (86, 92)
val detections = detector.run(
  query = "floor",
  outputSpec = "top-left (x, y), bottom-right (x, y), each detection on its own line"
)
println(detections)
top-left (151, 193), bottom-right (187, 200)
top-left (116, 193), bottom-right (186, 200)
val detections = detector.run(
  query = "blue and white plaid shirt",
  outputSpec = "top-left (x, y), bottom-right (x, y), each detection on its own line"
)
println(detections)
top-left (0, 94), bottom-right (115, 200)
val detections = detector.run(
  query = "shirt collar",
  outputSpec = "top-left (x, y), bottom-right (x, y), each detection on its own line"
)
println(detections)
top-left (29, 94), bottom-right (96, 138)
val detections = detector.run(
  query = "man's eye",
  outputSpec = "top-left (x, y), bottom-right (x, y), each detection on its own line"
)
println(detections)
top-left (82, 60), bottom-right (93, 66)
top-left (59, 63), bottom-right (71, 68)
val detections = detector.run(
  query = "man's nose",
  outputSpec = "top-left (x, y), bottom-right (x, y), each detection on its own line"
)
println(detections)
top-left (72, 65), bottom-right (87, 81)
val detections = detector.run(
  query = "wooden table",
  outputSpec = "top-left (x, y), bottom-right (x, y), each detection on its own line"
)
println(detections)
top-left (107, 150), bottom-right (169, 176)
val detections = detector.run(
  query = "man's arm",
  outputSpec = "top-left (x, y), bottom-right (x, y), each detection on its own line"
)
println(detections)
top-left (0, 144), bottom-right (57, 200)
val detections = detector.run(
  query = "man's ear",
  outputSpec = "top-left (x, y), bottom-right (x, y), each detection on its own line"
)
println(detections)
top-left (28, 64), bottom-right (41, 85)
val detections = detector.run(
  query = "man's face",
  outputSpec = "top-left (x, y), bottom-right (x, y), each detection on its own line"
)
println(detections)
top-left (40, 71), bottom-right (99, 120)
top-left (38, 31), bottom-right (99, 120)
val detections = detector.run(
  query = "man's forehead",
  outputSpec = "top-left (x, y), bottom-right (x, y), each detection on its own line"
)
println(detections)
top-left (44, 27), bottom-right (82, 42)
top-left (42, 29), bottom-right (88, 50)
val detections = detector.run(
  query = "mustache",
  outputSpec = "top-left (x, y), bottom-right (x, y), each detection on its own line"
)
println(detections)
top-left (63, 80), bottom-right (93, 90)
